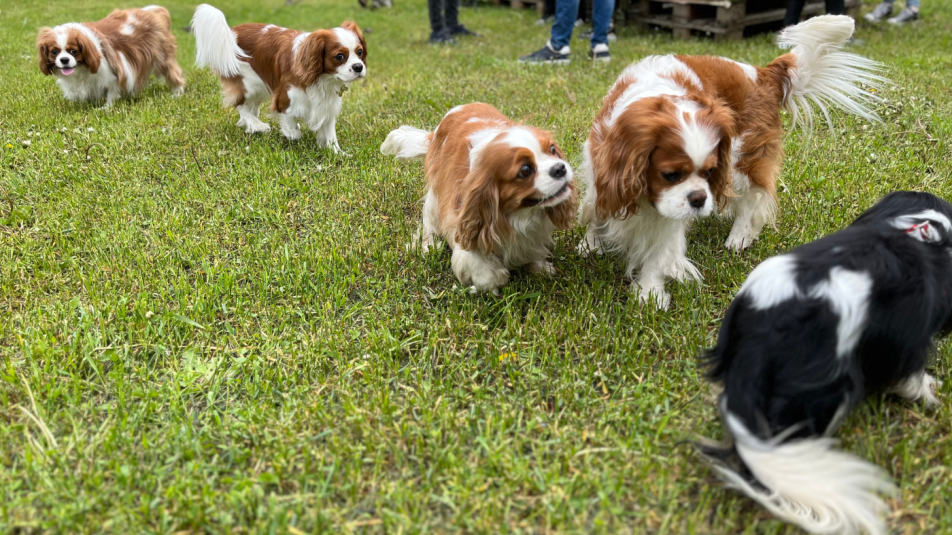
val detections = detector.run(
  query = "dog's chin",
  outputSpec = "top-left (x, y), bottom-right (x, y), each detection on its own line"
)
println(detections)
top-left (525, 184), bottom-right (571, 209)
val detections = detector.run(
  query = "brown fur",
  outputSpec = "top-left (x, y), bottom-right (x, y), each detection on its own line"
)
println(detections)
top-left (226, 22), bottom-right (366, 114)
top-left (588, 54), bottom-right (798, 220)
top-left (37, 7), bottom-right (184, 95)
top-left (425, 103), bottom-right (577, 255)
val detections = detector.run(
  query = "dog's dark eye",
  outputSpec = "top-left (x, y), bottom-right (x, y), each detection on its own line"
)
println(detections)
top-left (704, 168), bottom-right (714, 179)
top-left (335, 53), bottom-right (345, 62)
top-left (518, 164), bottom-right (534, 179)
top-left (69, 49), bottom-right (78, 56)
top-left (51, 48), bottom-right (60, 55)
top-left (357, 49), bottom-right (363, 57)
top-left (661, 171), bottom-right (681, 182)
top-left (549, 144), bottom-right (558, 156)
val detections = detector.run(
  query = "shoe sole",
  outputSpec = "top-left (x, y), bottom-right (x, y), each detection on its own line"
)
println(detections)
top-left (518, 59), bottom-right (571, 65)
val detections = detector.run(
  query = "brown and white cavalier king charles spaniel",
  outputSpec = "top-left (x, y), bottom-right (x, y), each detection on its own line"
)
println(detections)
top-left (381, 103), bottom-right (577, 294)
top-left (578, 15), bottom-right (885, 309)
top-left (37, 6), bottom-right (185, 107)
top-left (192, 4), bottom-right (367, 153)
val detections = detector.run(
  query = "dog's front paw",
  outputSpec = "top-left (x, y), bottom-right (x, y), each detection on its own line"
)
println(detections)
top-left (528, 260), bottom-right (556, 276)
top-left (171, 86), bottom-right (185, 97)
top-left (632, 281), bottom-right (670, 310)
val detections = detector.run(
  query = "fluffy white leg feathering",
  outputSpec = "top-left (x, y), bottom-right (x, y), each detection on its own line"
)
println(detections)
top-left (778, 14), bottom-right (887, 132)
top-left (192, 4), bottom-right (248, 77)
top-left (380, 126), bottom-right (431, 161)
top-left (716, 413), bottom-right (896, 535)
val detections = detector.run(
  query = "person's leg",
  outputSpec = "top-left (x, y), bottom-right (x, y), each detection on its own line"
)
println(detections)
top-left (864, 0), bottom-right (895, 22)
top-left (783, 0), bottom-right (808, 26)
top-left (589, 0), bottom-right (613, 46)
top-left (428, 0), bottom-right (444, 32)
top-left (824, 0), bottom-right (845, 15)
top-left (445, 0), bottom-right (460, 29)
top-left (551, 0), bottom-right (581, 50)
top-left (906, 0), bottom-right (919, 11)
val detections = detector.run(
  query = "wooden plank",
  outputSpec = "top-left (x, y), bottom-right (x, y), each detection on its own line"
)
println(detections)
top-left (664, 0), bottom-right (733, 7)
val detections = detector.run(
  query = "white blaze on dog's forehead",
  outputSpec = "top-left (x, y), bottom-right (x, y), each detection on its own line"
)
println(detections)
top-left (607, 55), bottom-right (702, 126)
top-left (333, 27), bottom-right (359, 50)
top-left (292, 32), bottom-right (310, 53)
top-left (808, 267), bottom-right (872, 358)
top-left (141, 5), bottom-right (161, 10)
top-left (739, 254), bottom-right (800, 310)
top-left (503, 127), bottom-right (546, 154)
top-left (466, 117), bottom-right (507, 127)
top-left (676, 100), bottom-right (720, 169)
top-left (121, 23), bottom-right (135, 35)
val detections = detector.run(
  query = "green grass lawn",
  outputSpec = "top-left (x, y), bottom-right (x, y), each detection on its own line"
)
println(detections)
top-left (1, 0), bottom-right (951, 532)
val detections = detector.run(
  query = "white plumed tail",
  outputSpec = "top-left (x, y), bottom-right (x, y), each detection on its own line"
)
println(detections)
top-left (716, 413), bottom-right (896, 535)
top-left (192, 4), bottom-right (247, 77)
top-left (777, 14), bottom-right (886, 132)
top-left (380, 126), bottom-right (431, 161)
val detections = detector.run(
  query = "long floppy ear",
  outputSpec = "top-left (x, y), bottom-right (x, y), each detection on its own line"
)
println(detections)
top-left (75, 31), bottom-right (101, 74)
top-left (340, 21), bottom-right (367, 62)
top-left (37, 28), bottom-right (54, 75)
top-left (592, 96), bottom-right (674, 220)
top-left (295, 30), bottom-right (330, 87)
top-left (702, 100), bottom-right (737, 209)
top-left (456, 166), bottom-right (509, 255)
top-left (547, 184), bottom-right (578, 230)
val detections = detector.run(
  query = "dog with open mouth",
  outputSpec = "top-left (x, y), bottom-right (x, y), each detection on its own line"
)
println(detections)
top-left (37, 6), bottom-right (185, 107)
top-left (381, 103), bottom-right (577, 294)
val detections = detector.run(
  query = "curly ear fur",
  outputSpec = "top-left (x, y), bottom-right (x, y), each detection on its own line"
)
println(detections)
top-left (37, 28), bottom-right (54, 75)
top-left (698, 99), bottom-right (737, 209)
top-left (295, 30), bottom-right (330, 87)
top-left (75, 31), bottom-right (101, 74)
top-left (456, 166), bottom-right (510, 255)
top-left (547, 184), bottom-right (579, 230)
top-left (592, 96), bottom-right (676, 220)
top-left (340, 21), bottom-right (367, 62)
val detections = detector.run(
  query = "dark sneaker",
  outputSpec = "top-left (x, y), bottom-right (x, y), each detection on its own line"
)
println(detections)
top-left (887, 7), bottom-right (919, 24)
top-left (590, 43), bottom-right (610, 63)
top-left (863, 2), bottom-right (892, 22)
top-left (518, 42), bottom-right (570, 64)
top-left (429, 28), bottom-right (456, 45)
top-left (450, 24), bottom-right (480, 37)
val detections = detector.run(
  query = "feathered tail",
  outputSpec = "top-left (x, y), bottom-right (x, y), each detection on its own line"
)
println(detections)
top-left (770, 14), bottom-right (887, 132)
top-left (192, 4), bottom-right (246, 77)
top-left (380, 126), bottom-right (431, 161)
top-left (704, 408), bottom-right (896, 535)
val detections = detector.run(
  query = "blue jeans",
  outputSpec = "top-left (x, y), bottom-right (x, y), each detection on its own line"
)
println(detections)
top-left (884, 0), bottom-right (919, 7)
top-left (550, 0), bottom-right (613, 49)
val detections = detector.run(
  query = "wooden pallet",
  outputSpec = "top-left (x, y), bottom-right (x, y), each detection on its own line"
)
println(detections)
top-left (635, 0), bottom-right (861, 40)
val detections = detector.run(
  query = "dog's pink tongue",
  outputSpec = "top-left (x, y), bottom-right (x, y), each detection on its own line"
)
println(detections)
top-left (61, 68), bottom-right (74, 76)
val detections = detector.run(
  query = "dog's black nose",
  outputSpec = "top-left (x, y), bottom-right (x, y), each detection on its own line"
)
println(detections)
top-left (353, 63), bottom-right (363, 73)
top-left (59, 57), bottom-right (70, 65)
top-left (549, 163), bottom-right (567, 179)
top-left (688, 190), bottom-right (707, 209)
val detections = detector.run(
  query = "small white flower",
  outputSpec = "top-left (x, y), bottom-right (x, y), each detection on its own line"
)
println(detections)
top-left (21, 140), bottom-right (32, 147)
top-left (87, 127), bottom-right (95, 132)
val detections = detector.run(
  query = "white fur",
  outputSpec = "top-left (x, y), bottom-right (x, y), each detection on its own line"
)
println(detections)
top-left (48, 24), bottom-right (124, 107)
top-left (716, 411), bottom-right (896, 535)
top-left (118, 52), bottom-right (135, 93)
top-left (655, 176), bottom-right (714, 220)
top-left (740, 258), bottom-right (873, 358)
top-left (380, 126), bottom-right (430, 161)
top-left (890, 210), bottom-right (952, 243)
top-left (192, 4), bottom-right (248, 77)
top-left (606, 56), bottom-right (700, 127)
top-left (389, 116), bottom-right (573, 294)
top-left (676, 100), bottom-right (720, 169)
top-left (739, 254), bottom-right (800, 309)
top-left (888, 372), bottom-right (941, 405)
top-left (193, 5), bottom-right (365, 149)
top-left (778, 15), bottom-right (886, 132)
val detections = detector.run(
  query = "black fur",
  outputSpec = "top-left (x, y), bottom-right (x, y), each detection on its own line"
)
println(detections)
top-left (701, 191), bottom-right (952, 478)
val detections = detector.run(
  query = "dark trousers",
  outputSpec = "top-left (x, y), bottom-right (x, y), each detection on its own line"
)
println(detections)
top-left (429, 0), bottom-right (460, 32)
top-left (783, 0), bottom-right (845, 26)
